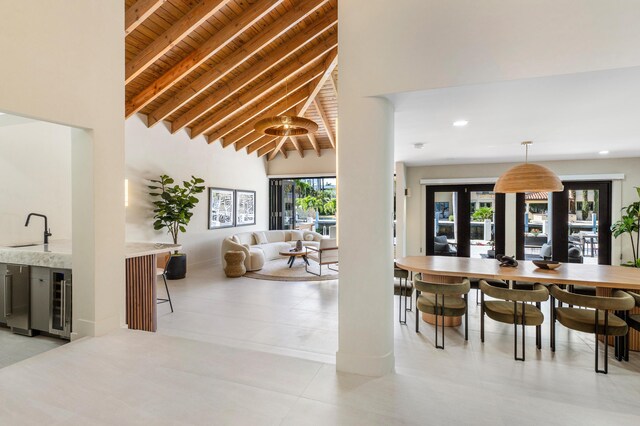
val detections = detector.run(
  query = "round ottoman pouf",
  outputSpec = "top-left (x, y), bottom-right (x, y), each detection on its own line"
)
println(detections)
top-left (224, 251), bottom-right (246, 278)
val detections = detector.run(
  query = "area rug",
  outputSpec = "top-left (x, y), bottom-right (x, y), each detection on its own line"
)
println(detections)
top-left (244, 257), bottom-right (338, 282)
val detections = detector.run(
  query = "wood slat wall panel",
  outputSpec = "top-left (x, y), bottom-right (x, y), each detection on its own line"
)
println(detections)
top-left (125, 254), bottom-right (158, 332)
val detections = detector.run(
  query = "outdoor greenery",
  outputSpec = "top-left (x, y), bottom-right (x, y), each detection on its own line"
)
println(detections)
top-left (471, 206), bottom-right (493, 221)
top-left (148, 174), bottom-right (205, 247)
top-left (581, 189), bottom-right (589, 220)
top-left (295, 179), bottom-right (336, 216)
top-left (611, 186), bottom-right (640, 267)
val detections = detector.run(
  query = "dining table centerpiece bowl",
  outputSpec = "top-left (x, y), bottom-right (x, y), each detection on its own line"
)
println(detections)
top-left (532, 260), bottom-right (562, 270)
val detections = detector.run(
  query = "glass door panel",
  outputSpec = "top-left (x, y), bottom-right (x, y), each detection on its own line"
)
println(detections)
top-left (427, 184), bottom-right (505, 258)
top-left (469, 191), bottom-right (497, 259)
top-left (282, 179), bottom-right (295, 230)
top-left (567, 187), bottom-right (600, 265)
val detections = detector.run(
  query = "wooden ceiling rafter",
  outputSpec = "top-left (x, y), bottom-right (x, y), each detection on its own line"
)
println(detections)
top-left (257, 140), bottom-right (278, 157)
top-left (290, 136), bottom-right (304, 157)
top-left (147, 0), bottom-right (333, 129)
top-left (201, 65), bottom-right (322, 143)
top-left (124, 0), bottom-right (338, 159)
top-left (125, 0), bottom-right (283, 117)
top-left (267, 50), bottom-right (337, 160)
top-left (307, 132), bottom-right (321, 156)
top-left (247, 135), bottom-right (277, 154)
top-left (192, 51), bottom-right (329, 140)
top-left (125, 0), bottom-right (166, 35)
top-left (312, 97), bottom-right (335, 148)
top-left (166, 12), bottom-right (338, 133)
top-left (125, 0), bottom-right (233, 84)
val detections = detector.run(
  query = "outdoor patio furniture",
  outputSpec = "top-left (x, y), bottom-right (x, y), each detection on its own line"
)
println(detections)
top-left (434, 235), bottom-right (457, 256)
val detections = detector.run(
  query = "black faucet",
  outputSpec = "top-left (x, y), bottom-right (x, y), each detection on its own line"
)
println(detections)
top-left (25, 213), bottom-right (52, 244)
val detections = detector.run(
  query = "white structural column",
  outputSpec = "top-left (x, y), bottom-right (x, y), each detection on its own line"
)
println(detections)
top-left (336, 95), bottom-right (395, 376)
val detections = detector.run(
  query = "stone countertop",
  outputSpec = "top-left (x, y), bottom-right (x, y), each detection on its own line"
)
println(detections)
top-left (0, 241), bottom-right (72, 269)
top-left (125, 242), bottom-right (181, 258)
top-left (0, 241), bottom-right (182, 269)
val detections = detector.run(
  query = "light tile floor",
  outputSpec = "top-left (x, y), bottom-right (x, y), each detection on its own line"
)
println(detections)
top-left (1, 264), bottom-right (639, 425)
top-left (0, 326), bottom-right (66, 369)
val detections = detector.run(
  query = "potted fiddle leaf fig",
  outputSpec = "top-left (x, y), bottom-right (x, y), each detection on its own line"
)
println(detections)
top-left (611, 186), bottom-right (640, 268)
top-left (149, 174), bottom-right (206, 279)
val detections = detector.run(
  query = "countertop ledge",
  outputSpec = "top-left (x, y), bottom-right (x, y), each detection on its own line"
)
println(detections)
top-left (0, 241), bottom-right (181, 268)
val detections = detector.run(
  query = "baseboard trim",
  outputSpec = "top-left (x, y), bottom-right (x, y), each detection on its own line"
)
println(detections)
top-left (336, 349), bottom-right (395, 377)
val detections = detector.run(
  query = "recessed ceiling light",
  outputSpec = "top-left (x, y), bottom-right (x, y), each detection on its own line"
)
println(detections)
top-left (599, 150), bottom-right (609, 155)
top-left (413, 143), bottom-right (425, 149)
top-left (453, 120), bottom-right (468, 127)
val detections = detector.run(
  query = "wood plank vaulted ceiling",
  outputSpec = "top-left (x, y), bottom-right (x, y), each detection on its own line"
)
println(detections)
top-left (125, 0), bottom-right (338, 160)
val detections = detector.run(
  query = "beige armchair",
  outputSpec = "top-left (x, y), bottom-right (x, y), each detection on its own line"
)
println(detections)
top-left (305, 238), bottom-right (338, 276)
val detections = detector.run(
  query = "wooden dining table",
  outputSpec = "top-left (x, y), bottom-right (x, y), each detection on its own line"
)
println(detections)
top-left (396, 256), bottom-right (640, 349)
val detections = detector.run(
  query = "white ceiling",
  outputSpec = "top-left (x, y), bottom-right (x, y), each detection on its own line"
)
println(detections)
top-left (389, 66), bottom-right (640, 166)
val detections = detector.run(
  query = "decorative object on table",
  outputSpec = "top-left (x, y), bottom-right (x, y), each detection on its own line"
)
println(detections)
top-left (532, 259), bottom-right (562, 270)
top-left (496, 254), bottom-right (518, 268)
top-left (493, 141), bottom-right (564, 193)
top-left (209, 187), bottom-right (235, 229)
top-left (254, 78), bottom-right (318, 136)
top-left (295, 239), bottom-right (303, 251)
top-left (611, 186), bottom-right (640, 267)
top-left (235, 189), bottom-right (256, 226)
top-left (224, 250), bottom-right (246, 278)
top-left (148, 174), bottom-right (205, 280)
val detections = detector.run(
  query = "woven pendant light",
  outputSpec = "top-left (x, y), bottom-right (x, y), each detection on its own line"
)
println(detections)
top-left (494, 141), bottom-right (564, 193)
top-left (254, 78), bottom-right (318, 137)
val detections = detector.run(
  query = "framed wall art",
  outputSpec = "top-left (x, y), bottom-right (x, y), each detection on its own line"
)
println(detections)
top-left (208, 187), bottom-right (235, 229)
top-left (235, 189), bottom-right (256, 226)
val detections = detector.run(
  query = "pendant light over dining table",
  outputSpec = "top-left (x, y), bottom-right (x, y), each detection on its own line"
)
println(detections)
top-left (493, 141), bottom-right (564, 193)
top-left (254, 78), bottom-right (318, 137)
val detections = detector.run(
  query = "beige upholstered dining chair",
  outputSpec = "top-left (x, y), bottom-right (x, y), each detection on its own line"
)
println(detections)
top-left (479, 280), bottom-right (549, 361)
top-left (305, 238), bottom-right (338, 276)
top-left (414, 274), bottom-right (470, 349)
top-left (549, 284), bottom-right (635, 374)
top-left (619, 291), bottom-right (640, 362)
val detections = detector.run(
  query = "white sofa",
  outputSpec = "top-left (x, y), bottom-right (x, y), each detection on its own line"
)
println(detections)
top-left (221, 230), bottom-right (324, 271)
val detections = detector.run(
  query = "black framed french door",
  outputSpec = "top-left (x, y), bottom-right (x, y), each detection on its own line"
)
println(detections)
top-left (515, 181), bottom-right (612, 264)
top-left (426, 184), bottom-right (506, 258)
top-left (269, 179), bottom-right (295, 230)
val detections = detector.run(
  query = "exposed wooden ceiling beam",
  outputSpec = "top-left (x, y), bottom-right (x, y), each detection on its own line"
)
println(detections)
top-left (167, 16), bottom-right (337, 133)
top-left (196, 67), bottom-right (321, 142)
top-left (125, 0), bottom-right (232, 84)
top-left (313, 98), bottom-right (335, 148)
top-left (125, 0), bottom-right (282, 117)
top-left (290, 136), bottom-right (304, 158)
top-left (216, 98), bottom-right (305, 145)
top-left (247, 135), bottom-right (276, 154)
top-left (267, 51), bottom-right (337, 159)
top-left (307, 133), bottom-right (321, 157)
top-left (147, 0), bottom-right (333, 128)
top-left (197, 60), bottom-right (326, 141)
top-left (329, 71), bottom-right (338, 98)
top-left (125, 0), bottom-right (166, 35)
top-left (257, 141), bottom-right (277, 157)
top-left (234, 132), bottom-right (265, 151)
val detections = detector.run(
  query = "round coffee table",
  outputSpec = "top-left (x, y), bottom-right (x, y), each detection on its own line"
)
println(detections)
top-left (279, 249), bottom-right (309, 268)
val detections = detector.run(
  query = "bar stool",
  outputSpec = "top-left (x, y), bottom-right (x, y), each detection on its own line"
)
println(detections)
top-left (157, 253), bottom-right (174, 313)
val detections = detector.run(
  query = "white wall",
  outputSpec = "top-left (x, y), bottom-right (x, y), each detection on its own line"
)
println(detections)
top-left (343, 0), bottom-right (640, 97)
top-left (126, 116), bottom-right (269, 267)
top-left (405, 157), bottom-right (640, 265)
top-left (0, 1), bottom-right (124, 338)
top-left (267, 149), bottom-right (336, 176)
top-left (0, 120), bottom-right (72, 246)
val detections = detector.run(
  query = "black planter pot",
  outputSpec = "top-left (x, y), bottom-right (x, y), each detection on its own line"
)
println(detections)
top-left (166, 254), bottom-right (187, 280)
